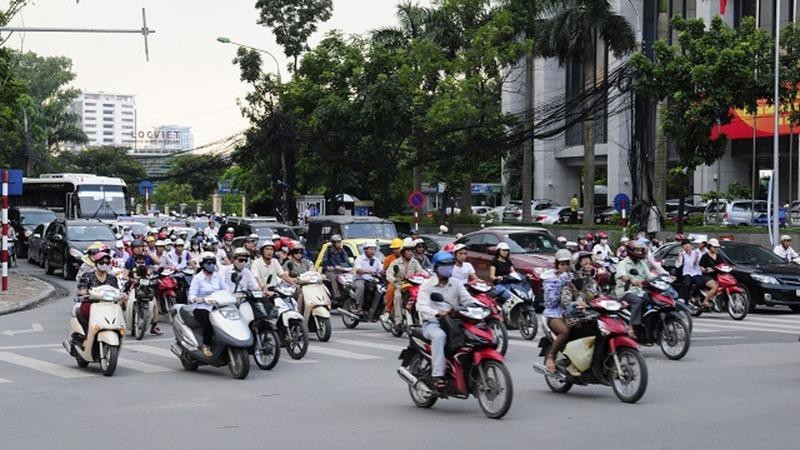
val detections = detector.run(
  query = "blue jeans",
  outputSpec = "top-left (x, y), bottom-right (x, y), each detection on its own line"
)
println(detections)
top-left (492, 284), bottom-right (512, 303)
top-left (422, 321), bottom-right (446, 377)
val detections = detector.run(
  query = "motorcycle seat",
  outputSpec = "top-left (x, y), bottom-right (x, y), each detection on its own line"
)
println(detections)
top-left (179, 308), bottom-right (202, 328)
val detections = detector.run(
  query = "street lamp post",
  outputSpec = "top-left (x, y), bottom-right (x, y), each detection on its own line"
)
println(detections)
top-left (217, 36), bottom-right (282, 83)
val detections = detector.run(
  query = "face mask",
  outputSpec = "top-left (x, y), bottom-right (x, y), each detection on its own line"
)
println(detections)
top-left (436, 265), bottom-right (454, 279)
top-left (96, 263), bottom-right (110, 272)
top-left (601, 239), bottom-right (608, 245)
top-left (202, 262), bottom-right (216, 273)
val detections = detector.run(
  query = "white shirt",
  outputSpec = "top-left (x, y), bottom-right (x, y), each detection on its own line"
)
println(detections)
top-left (416, 277), bottom-right (474, 323)
top-left (773, 245), bottom-right (799, 263)
top-left (168, 249), bottom-right (191, 270)
top-left (592, 243), bottom-right (613, 261)
top-left (450, 262), bottom-right (476, 284)
top-left (221, 265), bottom-right (260, 293)
top-left (251, 257), bottom-right (285, 289)
top-left (353, 254), bottom-right (382, 281)
top-left (188, 270), bottom-right (228, 311)
top-left (676, 248), bottom-right (703, 277)
top-left (215, 248), bottom-right (229, 266)
top-left (203, 226), bottom-right (218, 239)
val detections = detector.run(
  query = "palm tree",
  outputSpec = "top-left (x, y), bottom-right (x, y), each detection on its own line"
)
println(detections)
top-left (537, 0), bottom-right (635, 225)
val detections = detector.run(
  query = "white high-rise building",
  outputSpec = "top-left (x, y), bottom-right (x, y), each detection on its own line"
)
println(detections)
top-left (70, 92), bottom-right (136, 149)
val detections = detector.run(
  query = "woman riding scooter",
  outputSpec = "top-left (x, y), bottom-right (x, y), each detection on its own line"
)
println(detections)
top-left (188, 252), bottom-right (228, 357)
top-left (74, 252), bottom-right (120, 347)
top-left (542, 249), bottom-right (577, 372)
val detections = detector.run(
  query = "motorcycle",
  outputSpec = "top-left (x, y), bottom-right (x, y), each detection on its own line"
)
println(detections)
top-left (594, 256), bottom-right (618, 293)
top-left (325, 266), bottom-right (354, 308)
top-left (397, 296), bottom-right (514, 419)
top-left (495, 273), bottom-right (539, 341)
top-left (237, 289), bottom-right (281, 370)
top-left (297, 271), bottom-right (332, 342)
top-left (466, 280), bottom-right (509, 356)
top-left (340, 278), bottom-right (394, 333)
top-left (124, 275), bottom-right (157, 341)
top-left (398, 273), bottom-right (429, 335)
top-left (172, 267), bottom-right (195, 305)
top-left (533, 296), bottom-right (648, 403)
top-left (156, 268), bottom-right (178, 323)
top-left (620, 273), bottom-right (691, 360)
top-left (170, 290), bottom-right (253, 379)
top-left (688, 263), bottom-right (748, 320)
top-left (272, 282), bottom-right (310, 360)
top-left (63, 285), bottom-right (126, 376)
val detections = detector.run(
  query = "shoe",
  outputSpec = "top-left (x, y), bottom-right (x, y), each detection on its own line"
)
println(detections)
top-left (150, 325), bottom-right (163, 336)
top-left (201, 345), bottom-right (213, 358)
top-left (380, 312), bottom-right (390, 322)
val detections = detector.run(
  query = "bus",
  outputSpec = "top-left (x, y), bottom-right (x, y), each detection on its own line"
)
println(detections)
top-left (15, 173), bottom-right (129, 220)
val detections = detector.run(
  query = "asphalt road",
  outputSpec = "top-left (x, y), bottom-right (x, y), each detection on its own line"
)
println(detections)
top-left (1, 260), bottom-right (799, 450)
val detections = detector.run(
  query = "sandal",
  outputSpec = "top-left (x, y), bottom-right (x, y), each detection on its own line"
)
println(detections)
top-left (150, 325), bottom-right (163, 336)
top-left (432, 377), bottom-right (446, 391)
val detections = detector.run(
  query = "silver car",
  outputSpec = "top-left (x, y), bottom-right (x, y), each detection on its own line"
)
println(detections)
top-left (703, 199), bottom-right (766, 226)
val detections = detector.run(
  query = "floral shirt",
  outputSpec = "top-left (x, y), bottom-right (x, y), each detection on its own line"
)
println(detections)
top-left (542, 270), bottom-right (572, 318)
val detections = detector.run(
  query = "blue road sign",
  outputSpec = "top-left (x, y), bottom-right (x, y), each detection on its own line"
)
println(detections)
top-left (138, 180), bottom-right (154, 195)
top-left (6, 169), bottom-right (23, 196)
top-left (613, 193), bottom-right (631, 213)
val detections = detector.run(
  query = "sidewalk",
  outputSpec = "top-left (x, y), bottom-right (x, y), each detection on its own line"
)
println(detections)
top-left (0, 272), bottom-right (56, 316)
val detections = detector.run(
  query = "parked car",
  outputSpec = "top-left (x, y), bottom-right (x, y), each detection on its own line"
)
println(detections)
top-left (418, 234), bottom-right (455, 256)
top-left (453, 226), bottom-right (559, 304)
top-left (502, 199), bottom-right (558, 222)
top-left (26, 223), bottom-right (49, 267)
top-left (703, 199), bottom-right (767, 226)
top-left (10, 207), bottom-right (57, 258)
top-left (594, 207), bottom-right (620, 224)
top-left (305, 216), bottom-right (397, 260)
top-left (124, 215), bottom-right (167, 229)
top-left (654, 240), bottom-right (800, 312)
top-left (220, 217), bottom-right (297, 242)
top-left (312, 238), bottom-right (392, 271)
top-left (111, 221), bottom-right (148, 239)
top-left (533, 206), bottom-right (572, 225)
top-left (753, 208), bottom-right (788, 227)
top-left (471, 206), bottom-right (492, 216)
top-left (43, 219), bottom-right (117, 280)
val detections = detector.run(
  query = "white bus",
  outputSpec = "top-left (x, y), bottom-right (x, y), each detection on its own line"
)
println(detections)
top-left (15, 173), bottom-right (129, 220)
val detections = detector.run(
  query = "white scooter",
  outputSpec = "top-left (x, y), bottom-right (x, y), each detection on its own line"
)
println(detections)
top-left (272, 283), bottom-right (309, 360)
top-left (297, 271), bottom-right (332, 342)
top-left (63, 285), bottom-right (126, 376)
top-left (170, 290), bottom-right (253, 379)
top-left (124, 275), bottom-right (157, 341)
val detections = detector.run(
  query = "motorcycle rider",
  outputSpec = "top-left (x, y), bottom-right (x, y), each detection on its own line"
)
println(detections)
top-left (414, 239), bottom-right (433, 272)
top-left (592, 231), bottom-right (613, 262)
top-left (252, 241), bottom-right (295, 294)
top-left (694, 236), bottom-right (708, 254)
top-left (572, 251), bottom-right (601, 304)
top-left (282, 242), bottom-right (313, 278)
top-left (244, 234), bottom-right (259, 261)
top-left (416, 251), bottom-right (476, 391)
top-left (223, 247), bottom-right (260, 293)
top-left (488, 242), bottom-right (515, 304)
top-left (382, 238), bottom-right (404, 316)
top-left (74, 252), bottom-right (121, 348)
top-left (169, 239), bottom-right (193, 271)
top-left (221, 229), bottom-right (235, 261)
top-left (451, 243), bottom-right (479, 284)
top-left (76, 242), bottom-right (105, 279)
top-left (699, 238), bottom-right (729, 310)
top-left (322, 234), bottom-right (351, 301)
top-left (203, 219), bottom-right (219, 240)
top-left (616, 236), bottom-right (629, 259)
top-left (542, 249), bottom-right (576, 372)
top-left (123, 240), bottom-right (163, 336)
top-left (112, 241), bottom-right (127, 269)
top-left (615, 240), bottom-right (649, 334)
top-left (773, 235), bottom-right (799, 263)
top-left (352, 240), bottom-right (383, 316)
top-left (154, 240), bottom-right (173, 268)
top-left (188, 252), bottom-right (228, 357)
top-left (386, 238), bottom-right (425, 330)
top-left (675, 238), bottom-right (704, 300)
top-left (189, 236), bottom-right (204, 262)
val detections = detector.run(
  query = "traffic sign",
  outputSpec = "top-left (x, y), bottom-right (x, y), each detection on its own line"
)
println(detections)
top-left (138, 180), bottom-right (153, 196)
top-left (408, 191), bottom-right (426, 210)
top-left (613, 193), bottom-right (631, 213)
top-left (6, 169), bottom-right (22, 196)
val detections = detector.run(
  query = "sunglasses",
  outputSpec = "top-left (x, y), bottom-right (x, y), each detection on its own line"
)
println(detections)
top-left (236, 258), bottom-right (249, 263)
top-left (97, 259), bottom-right (111, 265)
top-left (557, 261), bottom-right (571, 266)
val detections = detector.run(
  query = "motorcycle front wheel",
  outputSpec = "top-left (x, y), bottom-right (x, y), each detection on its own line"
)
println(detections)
top-left (611, 348), bottom-right (648, 403)
top-left (228, 347), bottom-right (250, 379)
top-left (727, 292), bottom-right (748, 321)
top-left (475, 360), bottom-right (513, 419)
top-left (285, 321), bottom-right (309, 360)
top-left (341, 298), bottom-right (361, 329)
top-left (314, 317), bottom-right (331, 342)
top-left (135, 306), bottom-right (148, 341)
top-left (254, 326), bottom-right (280, 370)
top-left (487, 319), bottom-right (508, 356)
top-left (517, 308), bottom-right (538, 340)
top-left (407, 354), bottom-right (437, 408)
top-left (660, 317), bottom-right (690, 360)
top-left (100, 344), bottom-right (119, 377)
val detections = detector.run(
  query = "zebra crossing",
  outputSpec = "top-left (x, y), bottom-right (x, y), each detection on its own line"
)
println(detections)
top-left (0, 314), bottom-right (796, 384)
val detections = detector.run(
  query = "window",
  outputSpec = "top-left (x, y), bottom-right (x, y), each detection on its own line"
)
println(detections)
top-left (483, 234), bottom-right (500, 253)
top-left (103, 110), bottom-right (113, 115)
top-left (458, 234), bottom-right (485, 253)
top-left (85, 109), bottom-right (96, 114)
top-left (122, 118), bottom-right (133, 122)
top-left (731, 203), bottom-right (750, 212)
top-left (103, 138), bottom-right (113, 143)
top-left (103, 131), bottom-right (113, 136)
top-left (103, 124), bottom-right (113, 129)
top-left (122, 111), bottom-right (133, 115)
top-left (102, 103), bottom-right (114, 108)
top-left (85, 123), bottom-right (95, 128)
top-left (85, 102), bottom-right (96, 106)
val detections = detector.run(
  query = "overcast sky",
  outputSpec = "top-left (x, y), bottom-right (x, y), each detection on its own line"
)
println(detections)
top-left (3, 0), bottom-right (412, 148)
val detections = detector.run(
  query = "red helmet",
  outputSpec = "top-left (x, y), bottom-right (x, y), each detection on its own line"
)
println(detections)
top-left (675, 233), bottom-right (685, 242)
top-left (597, 231), bottom-right (608, 239)
top-left (157, 231), bottom-right (168, 240)
top-left (585, 232), bottom-right (594, 241)
top-left (278, 237), bottom-right (292, 251)
top-left (442, 243), bottom-right (455, 253)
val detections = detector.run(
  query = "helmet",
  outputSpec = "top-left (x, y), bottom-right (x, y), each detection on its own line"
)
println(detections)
top-left (233, 247), bottom-right (250, 259)
top-left (363, 240), bottom-right (377, 249)
top-left (438, 225), bottom-right (449, 234)
top-left (431, 250), bottom-right (455, 267)
top-left (585, 232), bottom-right (594, 241)
top-left (272, 234), bottom-right (282, 241)
top-left (402, 237), bottom-right (416, 249)
top-left (146, 236), bottom-right (156, 243)
top-left (414, 238), bottom-right (425, 246)
top-left (556, 236), bottom-right (567, 243)
top-left (598, 231), bottom-right (608, 239)
top-left (290, 241), bottom-right (305, 252)
top-left (115, 240), bottom-right (124, 249)
top-left (155, 240), bottom-right (166, 247)
top-left (87, 241), bottom-right (103, 252)
top-left (174, 239), bottom-right (185, 246)
top-left (675, 233), bottom-right (686, 242)
top-left (781, 234), bottom-right (792, 242)
top-left (200, 252), bottom-right (216, 263)
top-left (131, 239), bottom-right (145, 248)
top-left (92, 252), bottom-right (110, 262)
top-left (259, 241), bottom-right (275, 253)
top-left (554, 249), bottom-right (572, 263)
top-left (453, 243), bottom-right (467, 253)
top-left (496, 242), bottom-right (510, 251)
top-left (330, 234), bottom-right (343, 243)
top-left (389, 238), bottom-right (404, 249)
top-left (708, 238), bottom-right (721, 248)
top-left (442, 243), bottom-right (455, 252)
top-left (246, 233), bottom-right (259, 243)
top-left (278, 237), bottom-right (293, 251)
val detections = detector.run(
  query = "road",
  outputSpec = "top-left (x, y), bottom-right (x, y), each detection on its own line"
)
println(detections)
top-left (1, 260), bottom-right (799, 450)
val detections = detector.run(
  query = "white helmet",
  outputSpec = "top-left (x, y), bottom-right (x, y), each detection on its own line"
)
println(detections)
top-left (155, 240), bottom-right (166, 247)
top-left (363, 240), bottom-right (377, 249)
top-left (402, 237), bottom-right (416, 249)
top-left (496, 242), bottom-right (510, 251)
top-left (555, 249), bottom-right (572, 263)
top-left (453, 243), bottom-right (467, 252)
top-left (115, 240), bottom-right (124, 249)
top-left (439, 225), bottom-right (449, 233)
top-left (708, 238), bottom-right (721, 248)
top-left (414, 238), bottom-right (425, 246)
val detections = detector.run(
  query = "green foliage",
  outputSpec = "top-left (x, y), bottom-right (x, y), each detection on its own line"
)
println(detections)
top-left (166, 154), bottom-right (225, 200)
top-left (56, 146), bottom-right (146, 184)
top-left (254, 0), bottom-right (333, 69)
top-left (151, 182), bottom-right (196, 208)
top-left (781, 22), bottom-right (800, 127)
top-left (727, 181), bottom-right (752, 200)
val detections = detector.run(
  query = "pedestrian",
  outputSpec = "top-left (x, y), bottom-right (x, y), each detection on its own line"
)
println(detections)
top-left (647, 204), bottom-right (661, 238)
top-left (570, 194), bottom-right (579, 223)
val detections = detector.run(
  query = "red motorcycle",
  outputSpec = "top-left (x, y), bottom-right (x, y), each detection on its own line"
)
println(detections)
top-left (398, 296), bottom-right (514, 419)
top-left (534, 296), bottom-right (648, 403)
top-left (466, 279), bottom-right (509, 356)
top-left (156, 268), bottom-right (178, 322)
top-left (399, 273), bottom-right (429, 335)
top-left (688, 263), bottom-right (748, 320)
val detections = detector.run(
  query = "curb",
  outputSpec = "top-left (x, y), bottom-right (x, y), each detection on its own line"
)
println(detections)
top-left (0, 272), bottom-right (57, 317)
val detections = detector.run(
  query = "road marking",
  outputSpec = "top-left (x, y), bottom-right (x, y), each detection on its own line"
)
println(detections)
top-left (283, 359), bottom-right (319, 364)
top-left (693, 321), bottom-right (799, 335)
top-left (0, 323), bottom-right (44, 337)
top-left (49, 349), bottom-right (172, 373)
top-left (695, 318), bottom-right (799, 331)
top-left (126, 344), bottom-right (175, 359)
top-left (702, 316), bottom-right (800, 327)
top-left (692, 336), bottom-right (745, 341)
top-left (335, 338), bottom-right (405, 352)
top-left (0, 377), bottom-right (11, 383)
top-left (0, 337), bottom-right (173, 352)
top-left (0, 351), bottom-right (92, 379)
top-left (306, 346), bottom-right (382, 360)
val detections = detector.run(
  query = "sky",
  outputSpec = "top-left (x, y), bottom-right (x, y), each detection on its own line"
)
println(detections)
top-left (2, 0), bottom-right (412, 148)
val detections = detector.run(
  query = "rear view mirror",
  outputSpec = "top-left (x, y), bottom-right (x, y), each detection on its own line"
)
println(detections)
top-left (53, 234), bottom-right (64, 242)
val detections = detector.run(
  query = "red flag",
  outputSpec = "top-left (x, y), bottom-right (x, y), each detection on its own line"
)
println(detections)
top-left (720, 0), bottom-right (728, 15)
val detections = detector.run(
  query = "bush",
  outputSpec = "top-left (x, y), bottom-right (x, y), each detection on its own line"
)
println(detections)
top-left (685, 213), bottom-right (705, 227)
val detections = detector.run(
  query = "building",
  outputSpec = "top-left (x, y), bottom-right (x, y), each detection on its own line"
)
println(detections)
top-left (129, 125), bottom-right (195, 179)
top-left (69, 91), bottom-right (136, 149)
top-left (502, 0), bottom-right (799, 208)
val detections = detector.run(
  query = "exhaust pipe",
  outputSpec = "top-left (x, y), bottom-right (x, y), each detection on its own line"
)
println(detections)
top-left (532, 362), bottom-right (568, 381)
top-left (335, 308), bottom-right (360, 320)
top-left (397, 366), bottom-right (432, 395)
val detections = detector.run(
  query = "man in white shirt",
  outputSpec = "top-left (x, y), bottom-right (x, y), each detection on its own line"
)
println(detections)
top-left (450, 243), bottom-right (478, 284)
top-left (352, 241), bottom-right (383, 314)
top-left (168, 239), bottom-right (192, 271)
top-left (252, 242), bottom-right (295, 294)
top-left (675, 239), bottom-right (704, 299)
top-left (773, 235), bottom-right (799, 263)
top-left (203, 219), bottom-right (219, 240)
top-left (416, 251), bottom-right (475, 389)
top-left (222, 248), bottom-right (260, 293)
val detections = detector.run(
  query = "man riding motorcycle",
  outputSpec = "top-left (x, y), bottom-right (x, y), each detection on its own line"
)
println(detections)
top-left (592, 231), bottom-right (613, 262)
top-left (415, 251), bottom-right (476, 391)
top-left (352, 240), bottom-right (383, 316)
top-left (244, 234), bottom-right (259, 261)
top-left (168, 239), bottom-right (193, 271)
top-left (188, 252), bottom-right (228, 357)
top-left (252, 241), bottom-right (295, 295)
top-left (223, 248), bottom-right (260, 293)
top-left (414, 239), bottom-right (433, 272)
top-left (282, 242), bottom-right (313, 278)
top-left (322, 234), bottom-right (351, 301)
top-left (615, 240), bottom-right (649, 334)
top-left (386, 238), bottom-right (424, 331)
top-left (123, 239), bottom-right (162, 336)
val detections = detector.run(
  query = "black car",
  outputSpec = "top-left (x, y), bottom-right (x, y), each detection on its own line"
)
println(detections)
top-left (27, 223), bottom-right (49, 267)
top-left (418, 234), bottom-right (455, 256)
top-left (43, 219), bottom-right (117, 280)
top-left (220, 217), bottom-right (297, 242)
top-left (654, 240), bottom-right (800, 312)
top-left (10, 207), bottom-right (57, 258)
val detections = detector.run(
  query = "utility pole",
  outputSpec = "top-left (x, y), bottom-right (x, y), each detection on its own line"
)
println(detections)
top-left (22, 108), bottom-right (31, 175)
top-left (771, 1), bottom-right (781, 246)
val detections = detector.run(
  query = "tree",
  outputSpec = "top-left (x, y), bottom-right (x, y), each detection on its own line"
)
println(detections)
top-left (537, 0), bottom-right (635, 226)
top-left (254, 0), bottom-right (333, 70)
top-left (165, 153), bottom-right (225, 200)
top-left (56, 146), bottom-right (146, 184)
top-left (631, 16), bottom-right (772, 233)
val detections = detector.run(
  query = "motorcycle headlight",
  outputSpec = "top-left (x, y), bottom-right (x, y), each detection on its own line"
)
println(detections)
top-left (751, 274), bottom-right (779, 285)
top-left (219, 307), bottom-right (241, 320)
top-left (69, 248), bottom-right (84, 259)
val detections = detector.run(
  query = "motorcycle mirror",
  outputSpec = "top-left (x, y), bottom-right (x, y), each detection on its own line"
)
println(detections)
top-left (393, 265), bottom-right (400, 276)
top-left (430, 293), bottom-right (445, 303)
top-left (231, 272), bottom-right (240, 284)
